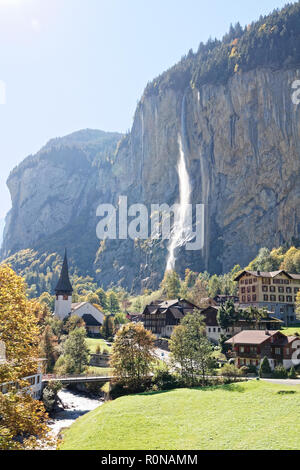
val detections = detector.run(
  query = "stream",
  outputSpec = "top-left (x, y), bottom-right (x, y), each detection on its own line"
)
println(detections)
top-left (49, 388), bottom-right (104, 437)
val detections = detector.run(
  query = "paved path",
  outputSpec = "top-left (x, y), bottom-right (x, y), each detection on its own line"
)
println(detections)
top-left (262, 378), bottom-right (300, 386)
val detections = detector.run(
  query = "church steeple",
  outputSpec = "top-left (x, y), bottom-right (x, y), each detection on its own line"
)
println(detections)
top-left (55, 249), bottom-right (73, 295)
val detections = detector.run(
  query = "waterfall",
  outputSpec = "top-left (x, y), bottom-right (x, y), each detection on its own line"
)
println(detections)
top-left (166, 134), bottom-right (192, 272)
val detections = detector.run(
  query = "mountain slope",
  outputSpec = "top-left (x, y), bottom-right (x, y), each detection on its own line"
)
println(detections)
top-left (2, 3), bottom-right (300, 293)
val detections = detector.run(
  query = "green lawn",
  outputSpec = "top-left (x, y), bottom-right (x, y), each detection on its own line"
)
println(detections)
top-left (87, 366), bottom-right (113, 377)
top-left (86, 338), bottom-right (111, 354)
top-left (60, 381), bottom-right (300, 450)
top-left (282, 325), bottom-right (300, 336)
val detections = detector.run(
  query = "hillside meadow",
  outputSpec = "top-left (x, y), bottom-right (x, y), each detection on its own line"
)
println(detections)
top-left (60, 380), bottom-right (300, 450)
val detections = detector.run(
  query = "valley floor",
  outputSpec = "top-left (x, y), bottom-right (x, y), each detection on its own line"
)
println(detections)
top-left (60, 381), bottom-right (300, 450)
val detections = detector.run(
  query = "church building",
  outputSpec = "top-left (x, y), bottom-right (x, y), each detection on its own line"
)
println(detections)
top-left (55, 250), bottom-right (104, 336)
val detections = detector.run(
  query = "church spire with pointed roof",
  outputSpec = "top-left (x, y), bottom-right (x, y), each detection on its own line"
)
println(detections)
top-left (55, 249), bottom-right (73, 295)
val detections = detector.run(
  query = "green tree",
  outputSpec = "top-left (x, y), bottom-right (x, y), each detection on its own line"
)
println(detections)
top-left (161, 270), bottom-right (181, 299)
top-left (95, 288), bottom-right (108, 310)
top-left (40, 325), bottom-right (57, 373)
top-left (114, 312), bottom-right (128, 326)
top-left (288, 366), bottom-right (297, 379)
top-left (170, 310), bottom-right (213, 386)
top-left (39, 292), bottom-right (55, 311)
top-left (64, 314), bottom-right (86, 333)
top-left (221, 363), bottom-right (242, 382)
top-left (111, 323), bottom-right (156, 387)
top-left (101, 315), bottom-right (115, 339)
top-left (259, 357), bottom-right (272, 377)
top-left (107, 292), bottom-right (120, 314)
top-left (63, 327), bottom-right (90, 375)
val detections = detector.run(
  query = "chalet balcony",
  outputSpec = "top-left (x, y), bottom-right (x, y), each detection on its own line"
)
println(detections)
top-left (236, 352), bottom-right (261, 359)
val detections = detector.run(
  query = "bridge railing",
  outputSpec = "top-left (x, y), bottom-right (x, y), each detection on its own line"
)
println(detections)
top-left (43, 374), bottom-right (115, 381)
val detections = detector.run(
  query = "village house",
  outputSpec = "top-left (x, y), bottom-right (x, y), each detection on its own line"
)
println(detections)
top-left (201, 305), bottom-right (283, 344)
top-left (234, 270), bottom-right (300, 325)
top-left (55, 251), bottom-right (104, 336)
top-left (226, 330), bottom-right (300, 370)
top-left (142, 299), bottom-right (199, 338)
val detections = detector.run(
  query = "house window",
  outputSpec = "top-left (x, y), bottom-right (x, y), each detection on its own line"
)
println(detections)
top-left (294, 288), bottom-right (299, 294)
top-left (264, 295), bottom-right (269, 301)
top-left (252, 295), bottom-right (257, 302)
top-left (279, 295), bottom-right (285, 302)
top-left (286, 296), bottom-right (292, 303)
top-left (252, 286), bottom-right (256, 293)
top-left (270, 295), bottom-right (276, 302)
top-left (278, 287), bottom-right (284, 293)
top-left (275, 348), bottom-right (281, 355)
top-left (286, 287), bottom-right (292, 294)
top-left (63, 295), bottom-right (69, 301)
top-left (242, 296), bottom-right (246, 302)
top-left (262, 286), bottom-right (268, 292)
top-left (247, 295), bottom-right (251, 302)
top-left (270, 286), bottom-right (275, 292)
top-left (241, 287), bottom-right (245, 294)
top-left (240, 346), bottom-right (245, 353)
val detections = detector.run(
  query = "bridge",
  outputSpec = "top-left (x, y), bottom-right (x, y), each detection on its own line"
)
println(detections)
top-left (42, 374), bottom-right (115, 386)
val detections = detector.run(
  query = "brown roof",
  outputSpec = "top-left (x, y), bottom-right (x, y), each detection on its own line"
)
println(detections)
top-left (234, 270), bottom-right (296, 281)
top-left (226, 330), bottom-right (280, 345)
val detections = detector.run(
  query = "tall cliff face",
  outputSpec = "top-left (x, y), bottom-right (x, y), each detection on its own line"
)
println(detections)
top-left (2, 129), bottom-right (123, 275)
top-left (3, 1), bottom-right (300, 292)
top-left (2, 67), bottom-right (300, 292)
top-left (95, 66), bottom-right (300, 290)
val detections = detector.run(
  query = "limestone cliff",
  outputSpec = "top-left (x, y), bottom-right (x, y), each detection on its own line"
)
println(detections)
top-left (95, 66), bottom-right (300, 290)
top-left (2, 3), bottom-right (300, 292)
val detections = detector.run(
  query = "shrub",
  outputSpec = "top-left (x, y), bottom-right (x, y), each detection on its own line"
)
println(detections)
top-left (273, 365), bottom-right (288, 379)
top-left (152, 366), bottom-right (178, 391)
top-left (288, 366), bottom-right (297, 379)
top-left (220, 364), bottom-right (242, 381)
top-left (240, 366), bottom-right (250, 377)
top-left (259, 357), bottom-right (272, 377)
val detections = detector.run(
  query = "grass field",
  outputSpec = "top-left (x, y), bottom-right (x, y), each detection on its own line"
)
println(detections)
top-left (60, 381), bottom-right (300, 450)
top-left (282, 325), bottom-right (300, 336)
top-left (86, 338), bottom-right (111, 354)
top-left (87, 366), bottom-right (113, 376)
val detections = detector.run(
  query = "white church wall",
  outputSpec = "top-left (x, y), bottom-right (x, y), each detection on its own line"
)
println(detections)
top-left (55, 295), bottom-right (72, 320)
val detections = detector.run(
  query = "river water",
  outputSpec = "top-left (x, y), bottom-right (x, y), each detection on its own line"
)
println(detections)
top-left (49, 388), bottom-right (104, 437)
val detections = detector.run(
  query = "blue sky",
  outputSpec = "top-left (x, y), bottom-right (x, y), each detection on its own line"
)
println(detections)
top-left (0, 0), bottom-right (295, 219)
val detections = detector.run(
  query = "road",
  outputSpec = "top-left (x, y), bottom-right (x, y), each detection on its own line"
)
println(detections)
top-left (261, 378), bottom-right (300, 386)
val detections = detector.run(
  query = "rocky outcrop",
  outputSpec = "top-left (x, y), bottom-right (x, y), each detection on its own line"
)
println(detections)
top-left (96, 66), bottom-right (300, 288)
top-left (2, 67), bottom-right (300, 291)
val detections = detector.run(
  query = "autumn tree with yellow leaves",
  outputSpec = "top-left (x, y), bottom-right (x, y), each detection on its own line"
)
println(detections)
top-left (0, 265), bottom-right (53, 450)
top-left (111, 323), bottom-right (156, 387)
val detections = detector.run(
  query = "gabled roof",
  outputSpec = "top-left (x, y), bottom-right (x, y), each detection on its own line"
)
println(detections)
top-left (234, 270), bottom-right (294, 282)
top-left (226, 330), bottom-right (280, 345)
top-left (55, 250), bottom-right (73, 294)
top-left (71, 302), bottom-right (88, 311)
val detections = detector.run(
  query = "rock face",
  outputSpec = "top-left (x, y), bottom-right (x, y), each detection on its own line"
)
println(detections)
top-left (2, 67), bottom-right (300, 291)
top-left (1, 129), bottom-right (123, 275)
